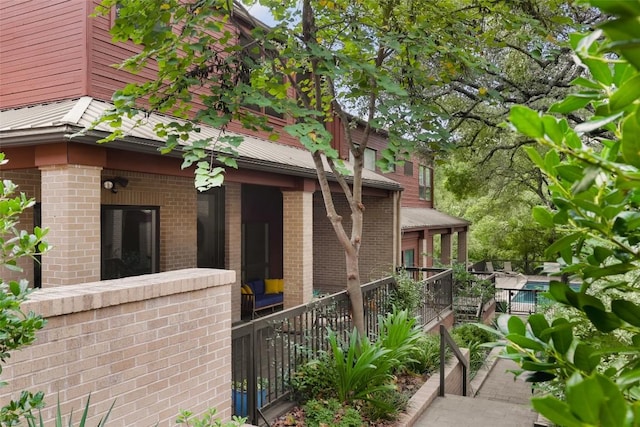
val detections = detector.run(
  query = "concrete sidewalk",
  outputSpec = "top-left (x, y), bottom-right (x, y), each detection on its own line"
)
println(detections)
top-left (414, 358), bottom-right (538, 427)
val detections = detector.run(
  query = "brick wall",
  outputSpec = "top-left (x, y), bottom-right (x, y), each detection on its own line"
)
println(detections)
top-left (1, 269), bottom-right (235, 426)
top-left (102, 170), bottom-right (197, 273)
top-left (313, 192), bottom-right (395, 291)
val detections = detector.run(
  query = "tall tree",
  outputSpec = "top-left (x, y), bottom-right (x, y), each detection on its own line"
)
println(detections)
top-left (94, 0), bottom-right (567, 333)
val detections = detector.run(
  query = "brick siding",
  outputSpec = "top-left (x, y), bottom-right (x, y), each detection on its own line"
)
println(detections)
top-left (1, 269), bottom-right (234, 426)
top-left (313, 192), bottom-right (395, 292)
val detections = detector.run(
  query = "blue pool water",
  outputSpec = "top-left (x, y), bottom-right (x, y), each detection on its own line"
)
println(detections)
top-left (512, 281), bottom-right (580, 303)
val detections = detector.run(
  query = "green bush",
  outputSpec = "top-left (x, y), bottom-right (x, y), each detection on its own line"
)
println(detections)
top-left (289, 351), bottom-right (337, 401)
top-left (452, 324), bottom-right (492, 374)
top-left (410, 333), bottom-right (443, 374)
top-left (377, 307), bottom-right (423, 373)
top-left (389, 270), bottom-right (423, 314)
top-left (302, 399), bottom-right (362, 427)
top-left (452, 263), bottom-right (494, 303)
top-left (176, 408), bottom-right (245, 427)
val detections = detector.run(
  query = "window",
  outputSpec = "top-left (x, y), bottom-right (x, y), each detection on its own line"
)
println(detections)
top-left (101, 206), bottom-right (159, 280)
top-left (349, 146), bottom-right (377, 171)
top-left (419, 165), bottom-right (432, 201)
top-left (404, 161), bottom-right (413, 176)
top-left (402, 249), bottom-right (415, 267)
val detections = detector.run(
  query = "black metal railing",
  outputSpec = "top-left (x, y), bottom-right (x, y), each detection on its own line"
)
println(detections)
top-left (439, 324), bottom-right (468, 397)
top-left (495, 288), bottom-right (543, 314)
top-left (231, 271), bottom-right (454, 424)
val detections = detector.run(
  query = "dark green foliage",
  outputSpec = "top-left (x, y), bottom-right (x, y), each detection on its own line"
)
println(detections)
top-left (289, 352), bottom-right (337, 402)
top-left (452, 264), bottom-right (494, 304)
top-left (377, 307), bottom-right (423, 373)
top-left (451, 324), bottom-right (493, 373)
top-left (302, 399), bottom-right (363, 427)
top-left (410, 333), bottom-right (443, 374)
top-left (389, 271), bottom-right (423, 314)
top-left (496, 2), bottom-right (640, 424)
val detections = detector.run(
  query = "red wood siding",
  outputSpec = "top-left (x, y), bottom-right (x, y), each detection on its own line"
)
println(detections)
top-left (87, 0), bottom-right (300, 146)
top-left (333, 116), bottom-right (433, 208)
top-left (0, 0), bottom-right (88, 108)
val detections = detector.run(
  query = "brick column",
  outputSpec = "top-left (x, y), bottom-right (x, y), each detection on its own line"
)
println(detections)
top-left (457, 230), bottom-right (468, 265)
top-left (225, 182), bottom-right (242, 322)
top-left (39, 164), bottom-right (101, 286)
top-left (282, 189), bottom-right (313, 307)
top-left (440, 233), bottom-right (452, 266)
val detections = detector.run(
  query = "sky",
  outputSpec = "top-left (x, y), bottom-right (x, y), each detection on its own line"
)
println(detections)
top-left (245, 3), bottom-right (277, 27)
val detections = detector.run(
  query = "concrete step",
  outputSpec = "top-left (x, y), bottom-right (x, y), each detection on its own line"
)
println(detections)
top-left (414, 394), bottom-right (537, 427)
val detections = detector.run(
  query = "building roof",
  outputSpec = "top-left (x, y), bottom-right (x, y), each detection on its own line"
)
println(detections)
top-left (401, 207), bottom-right (470, 230)
top-left (0, 97), bottom-right (401, 191)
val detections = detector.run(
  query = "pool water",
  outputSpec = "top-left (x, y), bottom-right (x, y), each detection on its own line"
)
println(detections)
top-left (512, 281), bottom-right (581, 303)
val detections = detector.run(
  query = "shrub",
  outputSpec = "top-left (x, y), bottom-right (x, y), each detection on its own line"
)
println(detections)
top-left (176, 408), bottom-right (245, 427)
top-left (377, 307), bottom-right (423, 373)
top-left (289, 351), bottom-right (337, 401)
top-left (452, 263), bottom-right (494, 303)
top-left (302, 399), bottom-right (362, 427)
top-left (452, 324), bottom-right (492, 374)
top-left (409, 333), bottom-right (443, 374)
top-left (389, 270), bottom-right (423, 314)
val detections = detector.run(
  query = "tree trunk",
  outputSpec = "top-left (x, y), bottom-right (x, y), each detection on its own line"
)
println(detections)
top-left (346, 249), bottom-right (365, 336)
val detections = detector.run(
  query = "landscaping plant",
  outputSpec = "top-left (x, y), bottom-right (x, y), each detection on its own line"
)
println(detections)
top-left (377, 307), bottom-right (424, 373)
top-left (176, 408), bottom-right (246, 427)
top-left (485, 1), bottom-right (640, 425)
top-left (302, 399), bottom-right (363, 427)
top-left (0, 153), bottom-right (49, 426)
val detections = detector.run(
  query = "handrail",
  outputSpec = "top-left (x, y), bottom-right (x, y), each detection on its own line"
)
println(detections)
top-left (439, 324), bottom-right (469, 397)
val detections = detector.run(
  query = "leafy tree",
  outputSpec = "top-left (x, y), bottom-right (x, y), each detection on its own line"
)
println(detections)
top-left (484, 1), bottom-right (640, 425)
top-left (433, 2), bottom-right (601, 263)
top-left (93, 0), bottom-right (567, 333)
top-left (0, 153), bottom-right (49, 425)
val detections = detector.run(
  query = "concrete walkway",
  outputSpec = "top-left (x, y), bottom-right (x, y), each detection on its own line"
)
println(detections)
top-left (414, 358), bottom-right (538, 427)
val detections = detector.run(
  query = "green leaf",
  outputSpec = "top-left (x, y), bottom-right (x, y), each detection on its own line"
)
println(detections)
top-left (584, 306), bottom-right (622, 333)
top-left (532, 396), bottom-right (583, 427)
top-left (505, 333), bottom-right (544, 351)
top-left (594, 374), bottom-right (628, 427)
top-left (549, 318), bottom-right (573, 355)
top-left (528, 314), bottom-right (550, 342)
top-left (566, 373), bottom-right (602, 424)
top-left (548, 94), bottom-right (594, 114)
top-left (510, 106), bottom-right (544, 138)
top-left (573, 343), bottom-right (600, 373)
top-left (532, 207), bottom-right (554, 228)
top-left (524, 147), bottom-right (546, 170)
top-left (544, 232), bottom-right (582, 259)
top-left (582, 58), bottom-right (613, 86)
top-left (610, 74), bottom-right (640, 111)
top-left (621, 109), bottom-right (640, 168)
top-left (507, 315), bottom-right (526, 335)
top-left (611, 299), bottom-right (640, 327)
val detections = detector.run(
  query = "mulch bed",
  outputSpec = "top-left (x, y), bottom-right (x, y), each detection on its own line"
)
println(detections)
top-left (270, 372), bottom-right (430, 426)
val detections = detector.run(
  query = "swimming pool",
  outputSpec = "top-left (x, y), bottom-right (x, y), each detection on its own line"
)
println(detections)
top-left (512, 280), bottom-right (580, 303)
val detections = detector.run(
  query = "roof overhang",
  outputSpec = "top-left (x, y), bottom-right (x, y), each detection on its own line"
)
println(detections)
top-left (0, 97), bottom-right (403, 192)
top-left (401, 207), bottom-right (470, 230)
